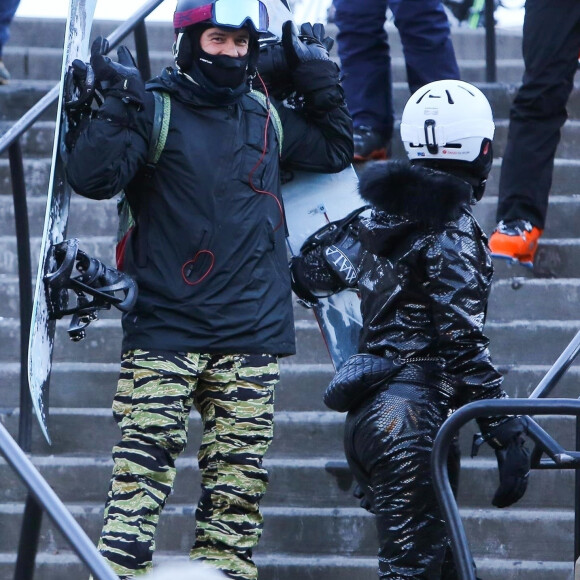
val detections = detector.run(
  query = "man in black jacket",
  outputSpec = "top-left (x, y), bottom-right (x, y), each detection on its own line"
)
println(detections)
top-left (65, 0), bottom-right (352, 578)
top-left (290, 80), bottom-right (530, 579)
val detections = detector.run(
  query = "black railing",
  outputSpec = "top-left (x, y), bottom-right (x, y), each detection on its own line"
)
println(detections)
top-left (483, 0), bottom-right (497, 82)
top-left (0, 0), bottom-right (164, 452)
top-left (0, 2), bottom-right (165, 578)
top-left (432, 398), bottom-right (580, 580)
top-left (432, 330), bottom-right (580, 579)
top-left (0, 420), bottom-right (118, 579)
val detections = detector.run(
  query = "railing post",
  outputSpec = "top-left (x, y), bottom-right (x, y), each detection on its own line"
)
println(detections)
top-left (8, 140), bottom-right (33, 453)
top-left (134, 19), bottom-right (152, 81)
top-left (14, 495), bottom-right (43, 580)
top-left (484, 0), bottom-right (497, 82)
top-left (576, 416), bottom-right (580, 566)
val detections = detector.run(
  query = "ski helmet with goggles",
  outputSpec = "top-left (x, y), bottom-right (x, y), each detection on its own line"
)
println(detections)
top-left (400, 80), bottom-right (495, 180)
top-left (173, 0), bottom-right (268, 86)
top-left (174, 0), bottom-right (269, 34)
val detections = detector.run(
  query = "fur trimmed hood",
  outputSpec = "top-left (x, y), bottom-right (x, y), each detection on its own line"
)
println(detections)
top-left (357, 160), bottom-right (475, 255)
top-left (359, 160), bottom-right (474, 228)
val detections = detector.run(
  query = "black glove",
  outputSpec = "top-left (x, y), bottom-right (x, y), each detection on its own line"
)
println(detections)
top-left (353, 484), bottom-right (374, 514)
top-left (257, 41), bottom-right (294, 99)
top-left (481, 416), bottom-right (531, 508)
top-left (90, 36), bottom-right (145, 109)
top-left (281, 20), bottom-right (342, 110)
top-left (298, 22), bottom-right (334, 53)
top-left (258, 22), bottom-right (335, 99)
top-left (64, 59), bottom-right (100, 151)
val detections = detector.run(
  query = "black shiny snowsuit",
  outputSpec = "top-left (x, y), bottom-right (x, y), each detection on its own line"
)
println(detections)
top-left (325, 161), bottom-right (506, 578)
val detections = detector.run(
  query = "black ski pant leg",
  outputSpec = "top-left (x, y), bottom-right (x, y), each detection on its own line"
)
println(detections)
top-left (496, 0), bottom-right (580, 229)
top-left (390, 0), bottom-right (460, 93)
top-left (333, 0), bottom-right (393, 138)
top-left (344, 382), bottom-right (456, 579)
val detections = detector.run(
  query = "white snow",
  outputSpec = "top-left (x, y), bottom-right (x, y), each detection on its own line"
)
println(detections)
top-left (16, 0), bottom-right (174, 21)
top-left (15, 0), bottom-right (524, 29)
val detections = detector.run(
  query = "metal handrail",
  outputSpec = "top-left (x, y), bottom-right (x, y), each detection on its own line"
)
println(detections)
top-left (0, 0), bottom-right (165, 155)
top-left (0, 420), bottom-right (117, 579)
top-left (432, 398), bottom-right (580, 580)
top-left (0, 2), bottom-right (165, 577)
top-left (0, 0), bottom-right (165, 452)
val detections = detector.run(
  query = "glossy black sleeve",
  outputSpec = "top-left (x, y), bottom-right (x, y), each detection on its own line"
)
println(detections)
top-left (424, 220), bottom-right (505, 405)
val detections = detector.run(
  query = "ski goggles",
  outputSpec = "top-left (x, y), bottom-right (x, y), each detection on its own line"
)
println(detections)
top-left (174, 0), bottom-right (269, 33)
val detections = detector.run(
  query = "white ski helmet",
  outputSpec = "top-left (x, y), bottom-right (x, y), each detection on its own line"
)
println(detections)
top-left (400, 79), bottom-right (495, 169)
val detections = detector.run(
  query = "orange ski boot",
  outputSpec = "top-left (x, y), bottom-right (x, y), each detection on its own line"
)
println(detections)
top-left (489, 220), bottom-right (543, 268)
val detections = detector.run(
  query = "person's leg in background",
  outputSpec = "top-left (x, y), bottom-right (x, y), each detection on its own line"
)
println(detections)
top-left (489, 0), bottom-right (580, 267)
top-left (390, 0), bottom-right (460, 93)
top-left (190, 353), bottom-right (278, 580)
top-left (0, 0), bottom-right (20, 83)
top-left (333, 0), bottom-right (392, 161)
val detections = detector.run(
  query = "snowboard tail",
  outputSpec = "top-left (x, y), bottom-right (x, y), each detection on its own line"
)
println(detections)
top-left (282, 166), bottom-right (366, 370)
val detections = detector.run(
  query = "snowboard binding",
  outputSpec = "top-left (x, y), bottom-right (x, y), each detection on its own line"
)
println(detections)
top-left (290, 205), bottom-right (369, 307)
top-left (44, 238), bottom-right (137, 341)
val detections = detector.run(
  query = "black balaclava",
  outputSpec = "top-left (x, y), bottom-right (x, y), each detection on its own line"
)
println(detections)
top-left (176, 23), bottom-right (258, 91)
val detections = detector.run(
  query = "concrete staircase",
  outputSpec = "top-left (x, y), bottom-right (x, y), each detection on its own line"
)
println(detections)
top-left (0, 15), bottom-right (579, 580)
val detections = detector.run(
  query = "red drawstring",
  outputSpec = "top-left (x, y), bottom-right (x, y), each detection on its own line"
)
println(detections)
top-left (181, 249), bottom-right (215, 285)
top-left (248, 73), bottom-right (285, 231)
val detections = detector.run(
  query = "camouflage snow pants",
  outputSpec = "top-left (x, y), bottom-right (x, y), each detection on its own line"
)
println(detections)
top-left (97, 349), bottom-right (279, 579)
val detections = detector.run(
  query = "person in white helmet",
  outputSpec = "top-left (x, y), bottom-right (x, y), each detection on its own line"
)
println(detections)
top-left (290, 80), bottom-right (530, 578)
top-left (66, 0), bottom-right (352, 578)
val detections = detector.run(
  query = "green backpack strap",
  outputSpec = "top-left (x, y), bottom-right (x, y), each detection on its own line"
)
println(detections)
top-left (116, 90), bottom-right (171, 253)
top-left (249, 89), bottom-right (284, 156)
top-left (146, 90), bottom-right (172, 169)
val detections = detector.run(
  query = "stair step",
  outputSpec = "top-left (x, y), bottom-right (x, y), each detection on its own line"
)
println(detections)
top-left (1, 44), bottom-right (526, 84)
top-left (2, 271), bottom-right (580, 322)
top-left (1, 360), bottom-right (578, 410)
top-left (5, 82), bottom-right (580, 125)
top-left (0, 407), bottom-right (575, 459)
top-left (0, 455), bottom-right (574, 510)
top-left (6, 180), bottom-right (580, 240)
top-left (2, 317), bottom-right (580, 375)
top-left (0, 553), bottom-right (571, 580)
top-left (0, 502), bottom-right (572, 561)
top-left (5, 17), bottom-right (527, 59)
top-left (3, 316), bottom-right (580, 365)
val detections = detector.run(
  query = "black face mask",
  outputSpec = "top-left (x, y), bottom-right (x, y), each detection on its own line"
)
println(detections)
top-left (196, 47), bottom-right (250, 89)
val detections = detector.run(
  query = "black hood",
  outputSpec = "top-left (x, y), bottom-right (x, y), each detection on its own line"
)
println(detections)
top-left (357, 160), bottom-right (474, 256)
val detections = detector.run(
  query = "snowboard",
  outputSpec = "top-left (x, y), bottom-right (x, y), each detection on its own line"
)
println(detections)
top-left (264, 0), bottom-right (366, 370)
top-left (283, 168), bottom-right (367, 370)
top-left (28, 0), bottom-right (97, 443)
